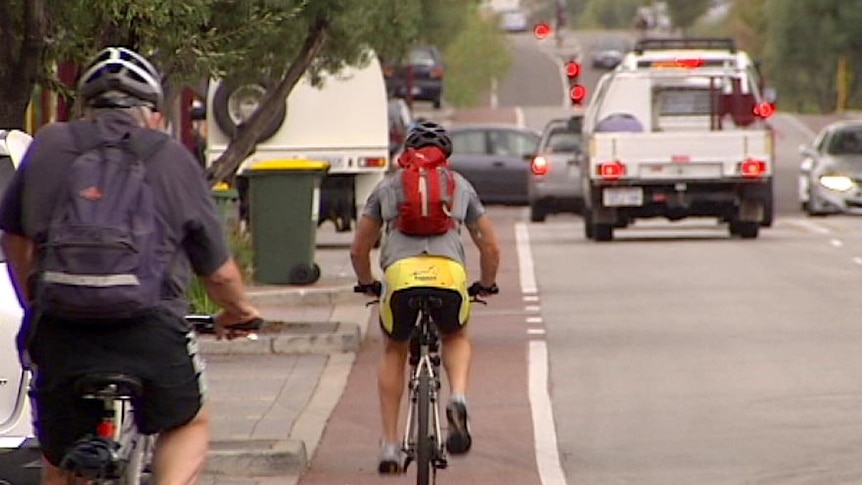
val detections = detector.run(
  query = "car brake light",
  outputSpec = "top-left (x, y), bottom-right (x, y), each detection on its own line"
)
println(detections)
top-left (598, 160), bottom-right (626, 180)
top-left (383, 66), bottom-right (394, 77)
top-left (740, 158), bottom-right (766, 178)
top-left (531, 156), bottom-right (549, 175)
top-left (431, 67), bottom-right (444, 79)
top-left (359, 157), bottom-right (387, 168)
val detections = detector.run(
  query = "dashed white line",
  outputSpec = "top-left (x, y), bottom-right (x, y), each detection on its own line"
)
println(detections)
top-left (525, 305), bottom-right (541, 312)
top-left (853, 257), bottom-right (862, 266)
top-left (523, 295), bottom-right (540, 302)
top-left (830, 239), bottom-right (844, 248)
top-left (515, 223), bottom-right (538, 294)
top-left (528, 328), bottom-right (546, 335)
top-left (527, 316), bottom-right (543, 324)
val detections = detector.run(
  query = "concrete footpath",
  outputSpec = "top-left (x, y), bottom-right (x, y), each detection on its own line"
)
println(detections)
top-left (198, 223), bottom-right (377, 485)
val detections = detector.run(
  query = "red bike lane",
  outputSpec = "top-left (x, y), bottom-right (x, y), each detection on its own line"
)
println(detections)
top-left (298, 208), bottom-right (543, 484)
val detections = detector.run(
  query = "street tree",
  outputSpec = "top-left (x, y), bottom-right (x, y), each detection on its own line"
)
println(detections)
top-left (663, 0), bottom-right (710, 36)
top-left (0, 0), bottom-right (47, 129)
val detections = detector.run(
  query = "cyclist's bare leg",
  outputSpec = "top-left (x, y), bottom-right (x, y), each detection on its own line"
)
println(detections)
top-left (441, 329), bottom-right (472, 397)
top-left (151, 404), bottom-right (211, 485)
top-left (379, 338), bottom-right (410, 442)
top-left (39, 458), bottom-right (76, 485)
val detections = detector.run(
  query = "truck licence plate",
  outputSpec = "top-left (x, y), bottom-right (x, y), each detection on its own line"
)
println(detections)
top-left (603, 187), bottom-right (643, 207)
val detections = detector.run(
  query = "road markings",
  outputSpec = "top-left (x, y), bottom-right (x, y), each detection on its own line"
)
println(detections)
top-left (523, 295), bottom-right (540, 302)
top-left (831, 238), bottom-right (844, 248)
top-left (515, 221), bottom-right (567, 484)
top-left (515, 223), bottom-right (538, 294)
top-left (515, 106), bottom-right (525, 128)
top-left (529, 341), bottom-right (568, 485)
top-left (525, 305), bottom-right (541, 312)
top-left (490, 78), bottom-right (499, 109)
top-left (853, 257), bottom-right (862, 266)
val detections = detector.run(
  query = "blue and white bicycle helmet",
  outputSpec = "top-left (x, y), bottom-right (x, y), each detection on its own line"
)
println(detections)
top-left (77, 47), bottom-right (164, 111)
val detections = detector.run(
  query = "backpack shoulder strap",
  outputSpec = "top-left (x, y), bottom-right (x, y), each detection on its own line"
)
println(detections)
top-left (127, 129), bottom-right (169, 162)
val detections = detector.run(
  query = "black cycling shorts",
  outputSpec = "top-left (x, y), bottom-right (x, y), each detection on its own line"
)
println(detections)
top-left (26, 308), bottom-right (206, 466)
top-left (381, 286), bottom-right (465, 341)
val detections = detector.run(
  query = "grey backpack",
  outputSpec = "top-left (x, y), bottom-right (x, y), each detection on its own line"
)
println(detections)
top-left (36, 121), bottom-right (169, 320)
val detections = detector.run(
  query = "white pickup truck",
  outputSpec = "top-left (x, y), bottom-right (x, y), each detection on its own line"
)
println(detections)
top-left (581, 65), bottom-right (775, 241)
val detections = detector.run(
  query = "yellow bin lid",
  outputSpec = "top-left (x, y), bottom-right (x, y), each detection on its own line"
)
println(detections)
top-left (249, 159), bottom-right (330, 171)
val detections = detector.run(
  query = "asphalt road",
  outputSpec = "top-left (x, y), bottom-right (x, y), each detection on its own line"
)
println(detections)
top-left (301, 28), bottom-right (862, 485)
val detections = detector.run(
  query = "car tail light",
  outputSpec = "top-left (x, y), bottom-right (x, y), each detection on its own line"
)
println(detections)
top-left (531, 156), bottom-right (549, 175)
top-left (431, 67), bottom-right (444, 79)
top-left (740, 158), bottom-right (766, 178)
top-left (383, 66), bottom-right (394, 78)
top-left (598, 160), bottom-right (626, 180)
top-left (359, 157), bottom-right (387, 168)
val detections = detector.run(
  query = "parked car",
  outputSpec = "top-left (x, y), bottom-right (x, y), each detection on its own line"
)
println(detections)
top-left (448, 124), bottom-right (540, 205)
top-left (799, 120), bottom-right (862, 215)
top-left (499, 8), bottom-right (530, 33)
top-left (384, 46), bottom-right (445, 109)
top-left (590, 37), bottom-right (631, 70)
top-left (388, 97), bottom-right (413, 160)
top-left (527, 116), bottom-right (585, 222)
top-left (0, 130), bottom-right (34, 455)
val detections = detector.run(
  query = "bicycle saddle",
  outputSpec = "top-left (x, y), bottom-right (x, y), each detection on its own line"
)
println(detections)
top-left (74, 373), bottom-right (143, 399)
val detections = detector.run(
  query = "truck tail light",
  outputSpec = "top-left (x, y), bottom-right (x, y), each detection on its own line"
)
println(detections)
top-left (359, 157), bottom-right (387, 168)
top-left (598, 160), bottom-right (626, 180)
top-left (740, 158), bottom-right (766, 178)
top-left (531, 156), bottom-right (549, 175)
top-left (431, 67), bottom-right (444, 79)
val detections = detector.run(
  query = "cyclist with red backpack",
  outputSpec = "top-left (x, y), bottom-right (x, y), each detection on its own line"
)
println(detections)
top-left (0, 47), bottom-right (260, 485)
top-left (351, 120), bottom-right (501, 474)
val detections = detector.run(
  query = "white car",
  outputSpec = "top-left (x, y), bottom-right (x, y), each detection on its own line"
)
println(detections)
top-left (0, 129), bottom-right (33, 455)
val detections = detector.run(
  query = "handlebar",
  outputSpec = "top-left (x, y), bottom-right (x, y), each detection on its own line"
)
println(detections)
top-left (186, 315), bottom-right (265, 335)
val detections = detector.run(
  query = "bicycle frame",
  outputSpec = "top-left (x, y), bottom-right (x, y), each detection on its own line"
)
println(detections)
top-left (401, 297), bottom-right (448, 484)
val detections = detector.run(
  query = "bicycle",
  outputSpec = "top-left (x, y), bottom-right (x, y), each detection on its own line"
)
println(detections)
top-left (57, 315), bottom-right (263, 484)
top-left (355, 281), bottom-right (497, 485)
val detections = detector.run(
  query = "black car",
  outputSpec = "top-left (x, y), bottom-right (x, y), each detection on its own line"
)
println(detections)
top-left (384, 46), bottom-right (444, 109)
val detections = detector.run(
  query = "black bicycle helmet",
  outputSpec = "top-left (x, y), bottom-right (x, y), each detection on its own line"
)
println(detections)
top-left (404, 120), bottom-right (453, 157)
top-left (77, 47), bottom-right (164, 111)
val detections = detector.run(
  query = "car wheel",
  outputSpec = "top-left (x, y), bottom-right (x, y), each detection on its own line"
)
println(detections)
top-left (593, 223), bottom-right (613, 242)
top-left (730, 221), bottom-right (759, 239)
top-left (529, 202), bottom-right (546, 223)
top-left (433, 97), bottom-right (442, 110)
top-left (583, 209), bottom-right (594, 239)
top-left (805, 188), bottom-right (828, 217)
top-left (212, 80), bottom-right (287, 142)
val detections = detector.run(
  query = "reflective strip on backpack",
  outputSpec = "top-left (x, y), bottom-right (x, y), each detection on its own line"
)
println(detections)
top-left (42, 271), bottom-right (140, 287)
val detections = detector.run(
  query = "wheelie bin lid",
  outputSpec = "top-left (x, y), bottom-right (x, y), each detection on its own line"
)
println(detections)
top-left (247, 159), bottom-right (331, 172)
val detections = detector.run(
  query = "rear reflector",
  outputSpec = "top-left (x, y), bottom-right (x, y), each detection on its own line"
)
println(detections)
top-left (598, 160), bottom-right (626, 180)
top-left (740, 158), bottom-right (766, 178)
top-left (531, 156), bottom-right (549, 175)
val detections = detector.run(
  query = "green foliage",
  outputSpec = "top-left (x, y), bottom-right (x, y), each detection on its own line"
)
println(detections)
top-left (441, 6), bottom-right (511, 107)
top-left (187, 225), bottom-right (254, 314)
top-left (663, 0), bottom-right (710, 33)
top-left (581, 0), bottom-right (642, 29)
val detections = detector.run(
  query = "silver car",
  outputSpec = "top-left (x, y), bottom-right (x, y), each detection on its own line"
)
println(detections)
top-left (527, 116), bottom-right (585, 222)
top-left (799, 120), bottom-right (862, 215)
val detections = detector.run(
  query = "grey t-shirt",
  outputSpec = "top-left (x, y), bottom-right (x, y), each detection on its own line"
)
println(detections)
top-left (0, 111), bottom-right (230, 318)
top-left (362, 169), bottom-right (485, 270)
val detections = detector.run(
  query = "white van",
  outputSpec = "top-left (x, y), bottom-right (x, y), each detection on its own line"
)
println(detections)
top-left (0, 130), bottom-right (33, 452)
top-left (205, 51), bottom-right (390, 232)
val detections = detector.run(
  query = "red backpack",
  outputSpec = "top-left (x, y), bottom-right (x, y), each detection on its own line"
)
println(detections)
top-left (394, 146), bottom-right (457, 236)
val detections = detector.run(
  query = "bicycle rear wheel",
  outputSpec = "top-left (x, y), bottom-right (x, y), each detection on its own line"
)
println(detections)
top-left (416, 366), bottom-right (432, 485)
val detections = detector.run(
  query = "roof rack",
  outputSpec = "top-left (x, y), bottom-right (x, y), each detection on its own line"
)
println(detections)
top-left (633, 37), bottom-right (737, 55)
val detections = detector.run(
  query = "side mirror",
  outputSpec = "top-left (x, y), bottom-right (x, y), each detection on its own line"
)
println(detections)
top-left (798, 144), bottom-right (817, 158)
top-left (763, 87), bottom-right (778, 104)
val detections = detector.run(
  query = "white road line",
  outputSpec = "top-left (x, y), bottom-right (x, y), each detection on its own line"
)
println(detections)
top-left (853, 257), bottom-right (862, 266)
top-left (523, 295), bottom-right (540, 302)
top-left (529, 341), bottom-right (568, 485)
top-left (515, 106), bottom-right (525, 128)
top-left (528, 328), bottom-right (546, 335)
top-left (515, 222), bottom-right (538, 294)
top-left (784, 218), bottom-right (832, 235)
top-left (525, 305), bottom-right (541, 312)
top-left (527, 316), bottom-right (543, 324)
top-left (490, 78), bottom-right (499, 109)
top-left (831, 238), bottom-right (844, 248)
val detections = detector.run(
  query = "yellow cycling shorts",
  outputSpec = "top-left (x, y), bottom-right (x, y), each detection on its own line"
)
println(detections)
top-left (379, 255), bottom-right (471, 341)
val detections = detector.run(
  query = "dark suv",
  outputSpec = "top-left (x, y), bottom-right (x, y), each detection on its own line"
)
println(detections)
top-left (384, 46), bottom-right (444, 109)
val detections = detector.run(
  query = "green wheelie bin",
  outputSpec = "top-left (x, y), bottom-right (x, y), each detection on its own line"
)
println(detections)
top-left (211, 182), bottom-right (240, 235)
top-left (242, 159), bottom-right (330, 285)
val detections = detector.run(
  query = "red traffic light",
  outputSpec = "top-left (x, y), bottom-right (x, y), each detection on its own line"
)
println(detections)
top-left (570, 85), bottom-right (587, 103)
top-left (565, 60), bottom-right (581, 78)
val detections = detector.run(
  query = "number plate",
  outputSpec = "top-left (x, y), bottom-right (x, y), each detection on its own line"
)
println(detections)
top-left (603, 187), bottom-right (643, 207)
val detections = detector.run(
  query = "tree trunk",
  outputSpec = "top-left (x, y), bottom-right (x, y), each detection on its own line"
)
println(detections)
top-left (0, 0), bottom-right (47, 129)
top-left (205, 16), bottom-right (330, 186)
